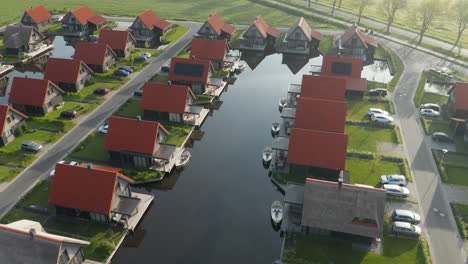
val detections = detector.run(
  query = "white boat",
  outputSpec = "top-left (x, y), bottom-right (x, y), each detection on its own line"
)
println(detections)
top-left (237, 64), bottom-right (246, 71)
top-left (175, 151), bottom-right (191, 169)
top-left (271, 122), bottom-right (280, 135)
top-left (262, 147), bottom-right (272, 165)
top-left (279, 99), bottom-right (287, 109)
top-left (271, 200), bottom-right (283, 225)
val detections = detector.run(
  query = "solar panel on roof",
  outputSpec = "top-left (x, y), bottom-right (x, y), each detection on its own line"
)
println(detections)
top-left (174, 63), bottom-right (204, 77)
top-left (331, 62), bottom-right (352, 75)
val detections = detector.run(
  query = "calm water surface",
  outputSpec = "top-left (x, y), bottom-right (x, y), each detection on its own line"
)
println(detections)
top-left (112, 54), bottom-right (319, 264)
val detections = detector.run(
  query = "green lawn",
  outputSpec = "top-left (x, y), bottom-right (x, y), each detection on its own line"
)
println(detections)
top-left (17, 180), bottom-right (54, 210)
top-left (42, 22), bottom-right (63, 33)
top-left (149, 74), bottom-right (169, 83)
top-left (433, 150), bottom-right (468, 186)
top-left (164, 124), bottom-right (192, 146)
top-left (71, 133), bottom-right (109, 162)
top-left (0, 166), bottom-right (23, 182)
top-left (123, 168), bottom-right (164, 182)
top-left (64, 82), bottom-right (120, 103)
top-left (0, 209), bottom-right (49, 224)
top-left (346, 125), bottom-right (400, 153)
top-left (375, 45), bottom-right (404, 92)
top-left (451, 202), bottom-right (468, 239)
top-left (92, 66), bottom-right (129, 84)
top-left (414, 71), bottom-right (450, 107)
top-left (319, 35), bottom-right (337, 56)
top-left (27, 119), bottom-right (74, 133)
top-left (44, 101), bottom-right (95, 120)
top-left (283, 222), bottom-right (428, 264)
top-left (421, 118), bottom-right (467, 153)
top-left (114, 99), bottom-right (143, 117)
top-left (162, 24), bottom-right (190, 44)
top-left (229, 30), bottom-right (244, 47)
top-left (347, 100), bottom-right (394, 122)
top-left (194, 94), bottom-right (214, 102)
top-left (346, 157), bottom-right (402, 187)
top-left (272, 172), bottom-right (306, 185)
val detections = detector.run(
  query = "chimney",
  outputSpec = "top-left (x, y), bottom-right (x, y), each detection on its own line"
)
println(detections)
top-left (87, 163), bottom-right (93, 171)
top-left (338, 177), bottom-right (343, 190)
top-left (137, 115), bottom-right (141, 122)
top-left (167, 80), bottom-right (172, 86)
top-left (29, 228), bottom-right (36, 240)
top-left (191, 56), bottom-right (196, 60)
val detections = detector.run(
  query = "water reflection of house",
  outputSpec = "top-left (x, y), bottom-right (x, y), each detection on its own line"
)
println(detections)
top-left (282, 17), bottom-right (322, 56)
top-left (141, 82), bottom-right (209, 127)
top-left (196, 13), bottom-right (236, 41)
top-left (99, 30), bottom-right (136, 58)
top-left (0, 219), bottom-right (90, 264)
top-left (9, 77), bottom-right (64, 116)
top-left (105, 116), bottom-right (178, 171)
top-left (74, 42), bottom-right (117, 73)
top-left (44, 58), bottom-right (93, 92)
top-left (190, 38), bottom-right (235, 71)
top-left (283, 179), bottom-right (386, 240)
top-left (240, 16), bottom-right (280, 52)
top-left (3, 25), bottom-right (47, 55)
top-left (0, 64), bottom-right (14, 96)
top-left (337, 23), bottom-right (377, 62)
top-left (61, 6), bottom-right (107, 36)
top-left (287, 75), bottom-right (347, 107)
top-left (49, 163), bottom-right (154, 231)
top-left (21, 5), bottom-right (53, 30)
top-left (321, 56), bottom-right (367, 95)
top-left (448, 82), bottom-right (468, 119)
top-left (129, 9), bottom-right (171, 47)
top-left (240, 51), bottom-right (267, 70)
top-left (281, 54), bottom-right (310, 74)
top-left (0, 105), bottom-right (28, 147)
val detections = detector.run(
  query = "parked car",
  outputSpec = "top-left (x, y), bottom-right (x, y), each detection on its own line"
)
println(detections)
top-left (56, 16), bottom-right (64, 22)
top-left (380, 174), bottom-right (407, 186)
top-left (134, 55), bottom-right (148, 61)
top-left (420, 108), bottom-right (440, 118)
top-left (420, 103), bottom-right (440, 112)
top-left (140, 52), bottom-right (151, 58)
top-left (119, 66), bottom-right (134, 73)
top-left (60, 109), bottom-right (77, 118)
top-left (21, 141), bottom-right (43, 153)
top-left (432, 132), bottom-right (453, 143)
top-left (392, 209), bottom-right (421, 224)
top-left (383, 184), bottom-right (410, 197)
top-left (368, 108), bottom-right (389, 116)
top-left (368, 88), bottom-right (388, 96)
top-left (98, 124), bottom-right (109, 134)
top-left (133, 89), bottom-right (143, 97)
top-left (114, 69), bottom-right (129, 76)
top-left (371, 113), bottom-right (394, 123)
top-left (49, 160), bottom-right (80, 177)
top-left (161, 65), bottom-right (170, 73)
top-left (94, 88), bottom-right (110, 95)
top-left (391, 221), bottom-right (421, 237)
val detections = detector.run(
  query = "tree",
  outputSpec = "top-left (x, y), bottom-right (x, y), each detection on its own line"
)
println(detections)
top-left (381, 0), bottom-right (407, 33)
top-left (331, 0), bottom-right (339, 15)
top-left (452, 0), bottom-right (468, 48)
top-left (338, 0), bottom-right (344, 8)
top-left (353, 0), bottom-right (373, 24)
top-left (414, 0), bottom-right (444, 45)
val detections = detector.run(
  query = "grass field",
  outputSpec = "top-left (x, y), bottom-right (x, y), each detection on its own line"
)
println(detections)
top-left (163, 124), bottom-right (193, 146)
top-left (347, 100), bottom-right (394, 122)
top-left (64, 82), bottom-right (120, 103)
top-left (433, 150), bottom-right (468, 186)
top-left (72, 133), bottom-right (109, 162)
top-left (114, 99), bottom-right (143, 117)
top-left (346, 157), bottom-right (402, 186)
top-left (345, 125), bottom-right (400, 153)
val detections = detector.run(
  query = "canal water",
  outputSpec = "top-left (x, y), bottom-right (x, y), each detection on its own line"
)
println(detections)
top-left (112, 54), bottom-right (320, 264)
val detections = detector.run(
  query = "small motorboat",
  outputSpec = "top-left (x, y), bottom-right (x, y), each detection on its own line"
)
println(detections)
top-left (271, 122), bottom-right (280, 136)
top-left (175, 151), bottom-right (191, 169)
top-left (262, 147), bottom-right (273, 168)
top-left (278, 99), bottom-right (287, 112)
top-left (271, 200), bottom-right (283, 225)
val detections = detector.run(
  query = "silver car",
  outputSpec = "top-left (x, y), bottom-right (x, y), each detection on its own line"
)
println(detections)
top-left (380, 174), bottom-right (407, 186)
top-left (383, 184), bottom-right (410, 197)
top-left (392, 209), bottom-right (421, 224)
top-left (391, 221), bottom-right (421, 237)
top-left (420, 108), bottom-right (440, 118)
top-left (371, 113), bottom-right (394, 123)
top-left (368, 108), bottom-right (389, 116)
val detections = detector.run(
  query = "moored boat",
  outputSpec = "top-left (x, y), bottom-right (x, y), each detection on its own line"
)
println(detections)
top-left (262, 147), bottom-right (273, 168)
top-left (175, 151), bottom-right (191, 169)
top-left (278, 99), bottom-right (287, 112)
top-left (271, 200), bottom-right (283, 225)
top-left (271, 122), bottom-right (280, 136)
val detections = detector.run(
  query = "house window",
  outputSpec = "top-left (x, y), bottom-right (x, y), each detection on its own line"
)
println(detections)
top-left (11, 115), bottom-right (15, 121)
top-left (47, 88), bottom-right (52, 95)
top-left (5, 129), bottom-right (12, 137)
top-left (6, 117), bottom-right (11, 124)
top-left (48, 101), bottom-right (52, 108)
top-left (59, 250), bottom-right (70, 264)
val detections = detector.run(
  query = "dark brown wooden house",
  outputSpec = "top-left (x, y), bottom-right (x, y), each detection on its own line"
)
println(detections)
top-left (21, 5), bottom-right (53, 30)
top-left (337, 23), bottom-right (378, 61)
top-left (61, 6), bottom-right (107, 36)
top-left (283, 17), bottom-right (322, 55)
top-left (44, 58), bottom-right (93, 92)
top-left (3, 25), bottom-right (47, 55)
top-left (240, 16), bottom-right (280, 51)
top-left (74, 42), bottom-right (116, 73)
top-left (0, 105), bottom-right (27, 147)
top-left (129, 9), bottom-right (171, 47)
top-left (196, 13), bottom-right (236, 41)
top-left (98, 30), bottom-right (136, 58)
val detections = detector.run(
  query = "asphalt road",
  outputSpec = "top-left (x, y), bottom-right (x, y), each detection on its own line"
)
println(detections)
top-left (0, 23), bottom-right (200, 218)
top-left (380, 37), bottom-right (468, 264)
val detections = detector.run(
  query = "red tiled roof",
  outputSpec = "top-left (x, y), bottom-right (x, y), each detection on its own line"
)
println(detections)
top-left (24, 5), bottom-right (52, 24)
top-left (455, 82), bottom-right (468, 111)
top-left (340, 23), bottom-right (378, 48)
top-left (48, 163), bottom-right (134, 215)
top-left (0, 105), bottom-right (28, 135)
top-left (9, 77), bottom-right (64, 107)
top-left (141, 82), bottom-right (194, 114)
top-left (287, 128), bottom-right (348, 170)
top-left (62, 6), bottom-right (106, 25)
top-left (206, 13), bottom-right (236, 35)
top-left (104, 116), bottom-right (169, 155)
top-left (252, 16), bottom-right (280, 39)
top-left (99, 30), bottom-right (135, 51)
top-left (136, 9), bottom-right (171, 30)
top-left (44, 58), bottom-right (93, 84)
top-left (321, 56), bottom-right (363, 78)
top-left (295, 98), bottom-right (347, 133)
top-left (301, 75), bottom-right (346, 101)
top-left (169, 57), bottom-right (213, 84)
top-left (74, 42), bottom-right (116, 66)
top-left (190, 38), bottom-right (228, 61)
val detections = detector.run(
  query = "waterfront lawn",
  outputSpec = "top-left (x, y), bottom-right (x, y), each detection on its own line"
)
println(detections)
top-left (114, 98), bottom-right (143, 117)
top-left (375, 45), bottom-right (404, 92)
top-left (347, 100), bottom-right (394, 122)
top-left (194, 94), bottom-right (214, 103)
top-left (123, 168), bottom-right (164, 182)
top-left (0, 166), bottom-right (22, 182)
top-left (414, 71), bottom-right (450, 107)
top-left (149, 74), bottom-right (169, 83)
top-left (64, 82), bottom-right (120, 103)
top-left (283, 224), bottom-right (428, 264)
top-left (272, 172), bottom-right (305, 185)
top-left (229, 30), bottom-right (244, 48)
top-left (71, 133), bottom-right (109, 162)
top-left (345, 125), bottom-right (400, 153)
top-left (346, 157), bottom-right (402, 187)
top-left (164, 124), bottom-right (192, 146)
top-left (319, 35), bottom-right (337, 56)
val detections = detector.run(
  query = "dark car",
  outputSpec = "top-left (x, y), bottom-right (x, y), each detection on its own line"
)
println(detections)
top-left (161, 65), bottom-right (170, 73)
top-left (134, 55), bottom-right (148, 61)
top-left (119, 66), bottom-right (134, 73)
top-left (114, 69), bottom-right (129, 76)
top-left (61, 109), bottom-right (78, 118)
top-left (94, 88), bottom-right (110, 95)
top-left (432, 132), bottom-right (453, 143)
top-left (21, 141), bottom-right (43, 153)
top-left (133, 89), bottom-right (143, 96)
top-left (368, 88), bottom-right (388, 96)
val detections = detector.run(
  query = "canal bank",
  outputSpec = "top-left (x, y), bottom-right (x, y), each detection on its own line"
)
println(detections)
top-left (112, 54), bottom-right (318, 263)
